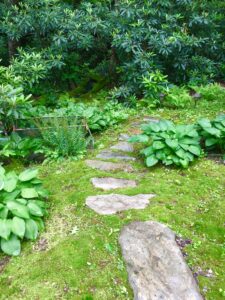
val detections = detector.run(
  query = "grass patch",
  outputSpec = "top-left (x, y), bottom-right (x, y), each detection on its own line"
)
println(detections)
top-left (0, 98), bottom-right (224, 299)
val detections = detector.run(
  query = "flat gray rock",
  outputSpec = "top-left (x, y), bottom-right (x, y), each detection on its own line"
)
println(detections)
top-left (85, 160), bottom-right (134, 172)
top-left (131, 117), bottom-right (160, 127)
top-left (91, 177), bottom-right (137, 190)
top-left (111, 142), bottom-right (134, 152)
top-left (119, 221), bottom-right (203, 300)
top-left (86, 194), bottom-right (154, 215)
top-left (119, 134), bottom-right (130, 141)
top-left (96, 150), bottom-right (136, 161)
top-left (143, 117), bottom-right (160, 123)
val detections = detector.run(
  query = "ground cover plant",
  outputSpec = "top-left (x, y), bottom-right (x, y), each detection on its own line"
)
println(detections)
top-left (129, 114), bottom-right (225, 168)
top-left (0, 166), bottom-right (48, 256)
top-left (129, 120), bottom-right (202, 168)
top-left (197, 115), bottom-right (225, 153)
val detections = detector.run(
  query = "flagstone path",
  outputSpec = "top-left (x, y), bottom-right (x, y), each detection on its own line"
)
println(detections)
top-left (85, 123), bottom-right (203, 300)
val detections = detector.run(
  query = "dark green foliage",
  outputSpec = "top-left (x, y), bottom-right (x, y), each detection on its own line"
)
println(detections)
top-left (0, 133), bottom-right (42, 159)
top-left (129, 120), bottom-right (202, 168)
top-left (0, 85), bottom-right (31, 135)
top-left (0, 0), bottom-right (224, 96)
top-left (197, 115), bottom-right (225, 152)
top-left (163, 86), bottom-right (192, 109)
top-left (0, 166), bottom-right (48, 256)
top-left (0, 99), bottom-right (130, 162)
top-left (47, 101), bottom-right (129, 132)
top-left (193, 84), bottom-right (225, 102)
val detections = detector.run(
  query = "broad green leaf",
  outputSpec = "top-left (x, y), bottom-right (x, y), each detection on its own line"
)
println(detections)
top-left (0, 166), bottom-right (5, 176)
top-left (198, 118), bottom-right (211, 128)
top-left (0, 180), bottom-right (4, 191)
top-left (25, 219), bottom-right (38, 240)
top-left (156, 150), bottom-right (166, 160)
top-left (3, 190), bottom-right (20, 201)
top-left (18, 169), bottom-right (38, 182)
top-left (11, 217), bottom-right (25, 239)
top-left (15, 198), bottom-right (27, 205)
top-left (141, 146), bottom-right (154, 156)
top-left (7, 201), bottom-right (30, 219)
top-left (180, 143), bottom-right (189, 151)
top-left (34, 218), bottom-right (45, 231)
top-left (0, 207), bottom-right (8, 219)
top-left (176, 149), bottom-right (186, 159)
top-left (0, 219), bottom-right (11, 239)
top-left (31, 179), bottom-right (42, 185)
top-left (146, 156), bottom-right (158, 167)
top-left (36, 187), bottom-right (49, 198)
top-left (1, 234), bottom-right (21, 256)
top-left (129, 134), bottom-right (149, 143)
top-left (203, 127), bottom-right (220, 137)
top-left (205, 138), bottom-right (217, 147)
top-left (189, 145), bottom-right (201, 156)
top-left (165, 139), bottom-right (178, 149)
top-left (186, 130), bottom-right (199, 138)
top-left (4, 176), bottom-right (17, 193)
top-left (164, 159), bottom-right (173, 166)
top-left (180, 137), bottom-right (199, 145)
top-left (148, 122), bottom-right (160, 132)
top-left (152, 141), bottom-right (165, 150)
top-left (21, 188), bottom-right (39, 199)
top-left (27, 202), bottom-right (44, 217)
top-left (180, 159), bottom-right (189, 168)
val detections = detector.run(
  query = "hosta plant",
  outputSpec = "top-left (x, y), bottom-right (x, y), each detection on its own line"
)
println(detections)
top-left (197, 115), bottom-right (225, 152)
top-left (129, 120), bottom-right (202, 168)
top-left (0, 166), bottom-right (48, 256)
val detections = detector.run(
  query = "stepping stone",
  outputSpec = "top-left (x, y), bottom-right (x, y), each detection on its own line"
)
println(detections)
top-left (143, 116), bottom-right (160, 123)
top-left (111, 142), bottom-right (134, 153)
top-left (85, 160), bottom-right (134, 172)
top-left (119, 134), bottom-right (130, 141)
top-left (119, 221), bottom-right (203, 300)
top-left (91, 177), bottom-right (137, 190)
top-left (131, 117), bottom-right (160, 127)
top-left (86, 194), bottom-right (155, 215)
top-left (96, 150), bottom-right (136, 161)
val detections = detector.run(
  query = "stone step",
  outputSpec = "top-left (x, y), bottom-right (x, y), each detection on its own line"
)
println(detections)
top-left (119, 221), bottom-right (203, 300)
top-left (85, 160), bottom-right (134, 172)
top-left (119, 133), bottom-right (130, 141)
top-left (110, 141), bottom-right (134, 153)
top-left (96, 150), bottom-right (136, 161)
top-left (131, 117), bottom-right (160, 128)
top-left (86, 194), bottom-right (155, 215)
top-left (91, 177), bottom-right (137, 190)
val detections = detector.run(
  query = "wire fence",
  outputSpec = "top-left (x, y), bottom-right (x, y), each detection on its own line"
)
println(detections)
top-left (2, 115), bottom-right (95, 149)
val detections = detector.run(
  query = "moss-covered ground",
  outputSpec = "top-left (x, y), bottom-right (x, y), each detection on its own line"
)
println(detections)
top-left (0, 98), bottom-right (224, 300)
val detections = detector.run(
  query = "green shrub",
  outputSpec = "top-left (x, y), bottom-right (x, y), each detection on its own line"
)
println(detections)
top-left (35, 117), bottom-right (88, 161)
top-left (0, 133), bottom-right (42, 159)
top-left (193, 84), bottom-right (225, 102)
top-left (48, 101), bottom-right (129, 132)
top-left (197, 115), bottom-right (225, 152)
top-left (164, 86), bottom-right (192, 109)
top-left (0, 85), bottom-right (31, 135)
top-left (129, 120), bottom-right (202, 168)
top-left (142, 71), bottom-right (169, 107)
top-left (0, 166), bottom-right (48, 256)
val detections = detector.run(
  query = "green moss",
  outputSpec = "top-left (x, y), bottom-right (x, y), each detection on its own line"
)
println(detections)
top-left (0, 99), bottom-right (224, 300)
